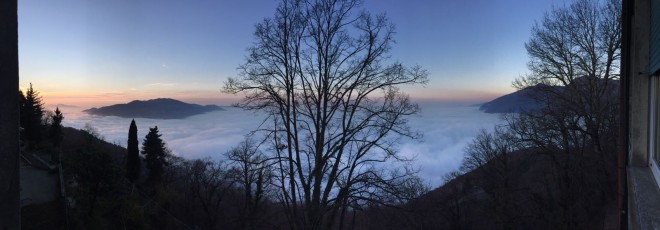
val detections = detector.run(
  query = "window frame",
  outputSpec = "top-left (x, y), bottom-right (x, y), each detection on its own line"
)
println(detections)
top-left (649, 75), bottom-right (660, 188)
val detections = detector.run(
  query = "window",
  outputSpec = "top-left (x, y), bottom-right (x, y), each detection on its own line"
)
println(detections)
top-left (652, 0), bottom-right (660, 74)
top-left (650, 75), bottom-right (660, 188)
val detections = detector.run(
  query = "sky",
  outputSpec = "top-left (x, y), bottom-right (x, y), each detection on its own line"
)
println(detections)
top-left (18, 0), bottom-right (563, 108)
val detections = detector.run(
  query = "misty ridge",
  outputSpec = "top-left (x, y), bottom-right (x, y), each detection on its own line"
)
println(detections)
top-left (60, 100), bottom-right (502, 185)
top-left (83, 98), bottom-right (225, 119)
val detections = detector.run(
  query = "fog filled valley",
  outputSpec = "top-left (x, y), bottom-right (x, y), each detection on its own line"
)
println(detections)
top-left (53, 102), bottom-right (503, 187)
top-left (24, 85), bottom-right (619, 229)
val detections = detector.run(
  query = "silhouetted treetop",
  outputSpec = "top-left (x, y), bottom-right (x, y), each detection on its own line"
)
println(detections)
top-left (142, 126), bottom-right (167, 184)
top-left (127, 119), bottom-right (140, 183)
top-left (223, 0), bottom-right (428, 229)
top-left (21, 83), bottom-right (44, 146)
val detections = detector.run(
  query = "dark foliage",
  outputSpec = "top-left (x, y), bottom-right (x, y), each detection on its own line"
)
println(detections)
top-left (387, 0), bottom-right (622, 229)
top-left (68, 137), bottom-right (122, 217)
top-left (21, 83), bottom-right (44, 146)
top-left (48, 107), bottom-right (65, 163)
top-left (49, 107), bottom-right (64, 148)
top-left (126, 119), bottom-right (140, 183)
top-left (142, 126), bottom-right (168, 184)
top-left (21, 201), bottom-right (66, 230)
top-left (59, 127), bottom-right (173, 228)
top-left (19, 89), bottom-right (25, 109)
top-left (226, 139), bottom-right (274, 229)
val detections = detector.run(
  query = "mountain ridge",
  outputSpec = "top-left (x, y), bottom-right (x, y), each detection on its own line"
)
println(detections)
top-left (478, 84), bottom-right (550, 113)
top-left (479, 77), bottom-right (618, 114)
top-left (83, 98), bottom-right (224, 119)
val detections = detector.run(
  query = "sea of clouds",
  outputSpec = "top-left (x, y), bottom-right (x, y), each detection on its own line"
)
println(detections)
top-left (54, 101), bottom-right (503, 188)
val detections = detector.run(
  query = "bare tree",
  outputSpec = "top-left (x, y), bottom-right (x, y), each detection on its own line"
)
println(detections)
top-left (461, 128), bottom-right (516, 174)
top-left (451, 2), bottom-right (623, 225)
top-left (223, 0), bottom-right (428, 229)
top-left (181, 159), bottom-right (235, 229)
top-left (504, 0), bottom-right (621, 228)
top-left (516, 0), bottom-right (620, 87)
top-left (439, 171), bottom-right (468, 230)
top-left (513, 0), bottom-right (620, 154)
top-left (226, 138), bottom-right (273, 229)
top-left (460, 127), bottom-right (531, 229)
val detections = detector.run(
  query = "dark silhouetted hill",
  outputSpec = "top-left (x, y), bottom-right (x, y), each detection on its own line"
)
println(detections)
top-left (480, 77), bottom-right (619, 114)
top-left (478, 85), bottom-right (549, 113)
top-left (83, 98), bottom-right (224, 119)
top-left (358, 148), bottom-right (617, 230)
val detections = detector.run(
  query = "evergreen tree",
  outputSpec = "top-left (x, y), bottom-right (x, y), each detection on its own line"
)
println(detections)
top-left (49, 107), bottom-right (64, 162)
top-left (21, 83), bottom-right (44, 146)
top-left (49, 107), bottom-right (64, 146)
top-left (141, 126), bottom-right (167, 184)
top-left (19, 90), bottom-right (25, 110)
top-left (126, 119), bottom-right (140, 183)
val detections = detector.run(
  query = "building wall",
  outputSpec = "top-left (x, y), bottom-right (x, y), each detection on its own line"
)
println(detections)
top-left (0, 0), bottom-right (20, 228)
top-left (629, 0), bottom-right (651, 167)
top-left (625, 1), bottom-right (660, 229)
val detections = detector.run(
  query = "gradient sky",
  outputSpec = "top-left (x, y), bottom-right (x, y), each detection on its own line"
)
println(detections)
top-left (18, 0), bottom-right (563, 107)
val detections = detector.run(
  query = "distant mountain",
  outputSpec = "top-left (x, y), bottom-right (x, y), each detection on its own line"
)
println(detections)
top-left (479, 85), bottom-right (549, 114)
top-left (48, 104), bottom-right (78, 108)
top-left (479, 77), bottom-right (619, 114)
top-left (83, 98), bottom-right (224, 119)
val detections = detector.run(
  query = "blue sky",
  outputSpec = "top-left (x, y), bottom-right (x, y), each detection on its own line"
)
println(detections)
top-left (18, 0), bottom-right (562, 107)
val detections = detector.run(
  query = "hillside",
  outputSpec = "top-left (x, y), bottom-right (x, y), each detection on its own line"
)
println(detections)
top-left (358, 149), bottom-right (618, 230)
top-left (479, 78), bottom-right (618, 114)
top-left (478, 85), bottom-right (549, 113)
top-left (83, 98), bottom-right (224, 119)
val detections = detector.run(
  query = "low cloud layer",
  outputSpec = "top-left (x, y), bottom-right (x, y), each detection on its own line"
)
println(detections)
top-left (60, 102), bottom-right (502, 187)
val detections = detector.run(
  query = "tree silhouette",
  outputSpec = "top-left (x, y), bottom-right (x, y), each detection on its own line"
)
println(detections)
top-left (68, 126), bottom-right (122, 217)
top-left (49, 107), bottom-right (64, 162)
top-left (224, 0), bottom-right (428, 228)
top-left (49, 107), bottom-right (63, 145)
top-left (476, 0), bottom-right (621, 228)
top-left (19, 90), bottom-right (25, 110)
top-left (141, 126), bottom-right (167, 184)
top-left (126, 119), bottom-right (140, 183)
top-left (226, 138), bottom-right (272, 229)
top-left (183, 159), bottom-right (235, 229)
top-left (21, 83), bottom-right (44, 147)
top-left (459, 127), bottom-right (525, 229)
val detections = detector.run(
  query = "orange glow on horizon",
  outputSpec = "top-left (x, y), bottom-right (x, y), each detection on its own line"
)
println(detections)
top-left (37, 90), bottom-right (242, 108)
top-left (25, 76), bottom-right (514, 109)
top-left (36, 87), bottom-right (511, 110)
top-left (408, 88), bottom-right (512, 103)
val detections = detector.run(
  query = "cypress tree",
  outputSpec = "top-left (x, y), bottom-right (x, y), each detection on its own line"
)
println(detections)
top-left (141, 126), bottom-right (166, 184)
top-left (126, 119), bottom-right (140, 183)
